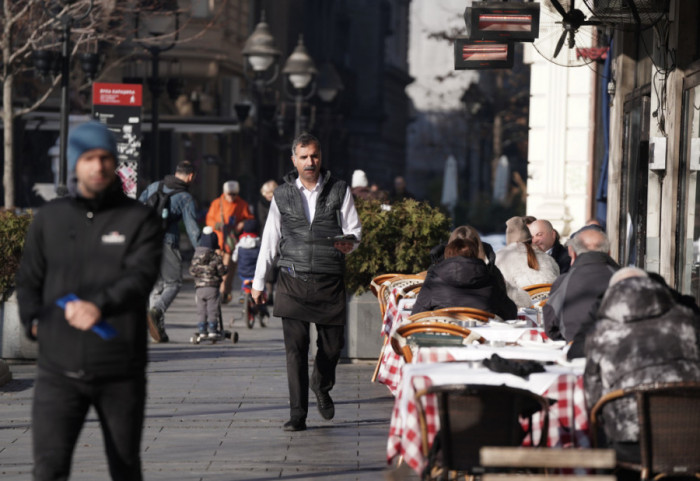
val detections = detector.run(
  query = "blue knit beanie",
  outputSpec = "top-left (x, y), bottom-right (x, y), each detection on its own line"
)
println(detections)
top-left (67, 122), bottom-right (118, 172)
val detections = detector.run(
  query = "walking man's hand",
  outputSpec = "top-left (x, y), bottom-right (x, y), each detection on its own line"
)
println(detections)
top-left (65, 300), bottom-right (101, 331)
top-left (251, 288), bottom-right (265, 305)
top-left (334, 240), bottom-right (354, 254)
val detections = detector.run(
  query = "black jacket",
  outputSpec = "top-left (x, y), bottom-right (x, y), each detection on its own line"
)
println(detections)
top-left (542, 251), bottom-right (619, 342)
top-left (411, 256), bottom-right (517, 320)
top-left (16, 182), bottom-right (162, 380)
top-left (550, 241), bottom-right (572, 274)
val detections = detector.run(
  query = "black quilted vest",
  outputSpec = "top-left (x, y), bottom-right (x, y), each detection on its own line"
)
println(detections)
top-left (275, 170), bottom-right (346, 275)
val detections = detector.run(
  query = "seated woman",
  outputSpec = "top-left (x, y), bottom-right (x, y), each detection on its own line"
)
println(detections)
top-left (411, 237), bottom-right (517, 320)
top-left (495, 216), bottom-right (559, 308)
top-left (430, 225), bottom-right (497, 266)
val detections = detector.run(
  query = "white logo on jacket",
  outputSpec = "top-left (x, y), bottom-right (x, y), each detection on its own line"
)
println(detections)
top-left (101, 231), bottom-right (126, 244)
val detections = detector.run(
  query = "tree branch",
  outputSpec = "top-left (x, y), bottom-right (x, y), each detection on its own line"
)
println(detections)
top-left (14, 75), bottom-right (61, 118)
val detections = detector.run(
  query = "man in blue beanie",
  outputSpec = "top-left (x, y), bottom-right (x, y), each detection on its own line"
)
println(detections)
top-left (16, 121), bottom-right (162, 480)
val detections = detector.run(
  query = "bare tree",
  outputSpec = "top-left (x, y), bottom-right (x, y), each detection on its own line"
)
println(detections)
top-left (0, 0), bottom-right (123, 208)
top-left (1, 0), bottom-right (226, 208)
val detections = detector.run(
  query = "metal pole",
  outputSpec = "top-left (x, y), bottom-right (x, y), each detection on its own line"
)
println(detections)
top-left (150, 49), bottom-right (161, 181)
top-left (256, 85), bottom-right (263, 186)
top-left (57, 20), bottom-right (71, 197)
top-left (294, 92), bottom-right (302, 138)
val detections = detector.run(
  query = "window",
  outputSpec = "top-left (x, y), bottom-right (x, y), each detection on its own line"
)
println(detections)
top-left (619, 88), bottom-right (650, 267)
top-left (675, 77), bottom-right (700, 295)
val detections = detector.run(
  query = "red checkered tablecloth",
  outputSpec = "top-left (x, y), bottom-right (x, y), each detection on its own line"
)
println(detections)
top-left (386, 363), bottom-right (588, 475)
top-left (375, 289), bottom-right (413, 395)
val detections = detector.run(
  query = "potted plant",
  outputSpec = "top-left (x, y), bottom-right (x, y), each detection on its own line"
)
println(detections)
top-left (341, 198), bottom-right (451, 359)
top-left (0, 209), bottom-right (36, 362)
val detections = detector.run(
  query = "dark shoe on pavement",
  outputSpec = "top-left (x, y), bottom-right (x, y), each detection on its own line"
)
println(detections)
top-left (283, 418), bottom-right (306, 432)
top-left (147, 307), bottom-right (163, 342)
top-left (312, 388), bottom-right (335, 420)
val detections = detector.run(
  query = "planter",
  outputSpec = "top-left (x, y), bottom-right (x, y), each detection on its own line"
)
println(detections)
top-left (311, 290), bottom-right (384, 361)
top-left (0, 291), bottom-right (38, 360)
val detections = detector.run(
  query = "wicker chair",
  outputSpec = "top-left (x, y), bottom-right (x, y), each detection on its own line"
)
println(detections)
top-left (390, 320), bottom-right (485, 363)
top-left (370, 273), bottom-right (425, 382)
top-left (376, 274), bottom-right (425, 319)
top-left (590, 381), bottom-right (700, 481)
top-left (416, 384), bottom-right (550, 480)
top-left (370, 273), bottom-right (398, 299)
top-left (523, 283), bottom-right (552, 307)
top-left (433, 306), bottom-right (502, 323)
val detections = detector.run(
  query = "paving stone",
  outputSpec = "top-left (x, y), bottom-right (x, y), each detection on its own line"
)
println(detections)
top-left (0, 281), bottom-right (418, 480)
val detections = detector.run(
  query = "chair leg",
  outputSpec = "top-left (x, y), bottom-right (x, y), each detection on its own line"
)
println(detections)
top-left (371, 337), bottom-right (389, 382)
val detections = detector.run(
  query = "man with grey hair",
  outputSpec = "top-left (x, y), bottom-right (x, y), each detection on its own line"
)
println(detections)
top-left (542, 228), bottom-right (619, 341)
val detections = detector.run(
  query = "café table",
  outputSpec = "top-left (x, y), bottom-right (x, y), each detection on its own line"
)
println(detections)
top-left (386, 352), bottom-right (588, 475)
top-left (375, 291), bottom-right (550, 395)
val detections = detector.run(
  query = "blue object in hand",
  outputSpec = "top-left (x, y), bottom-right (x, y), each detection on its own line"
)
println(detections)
top-left (55, 293), bottom-right (117, 340)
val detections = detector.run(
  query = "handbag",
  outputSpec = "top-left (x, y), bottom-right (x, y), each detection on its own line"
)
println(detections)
top-left (220, 197), bottom-right (237, 252)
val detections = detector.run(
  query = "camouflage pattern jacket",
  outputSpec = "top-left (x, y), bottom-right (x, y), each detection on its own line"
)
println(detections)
top-left (189, 246), bottom-right (227, 288)
top-left (584, 276), bottom-right (700, 443)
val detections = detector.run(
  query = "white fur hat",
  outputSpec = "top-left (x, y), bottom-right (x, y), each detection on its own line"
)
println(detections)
top-left (223, 180), bottom-right (240, 194)
top-left (351, 169), bottom-right (368, 188)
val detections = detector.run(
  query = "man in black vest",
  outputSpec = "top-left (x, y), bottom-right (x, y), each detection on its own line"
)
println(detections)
top-left (251, 132), bottom-right (362, 432)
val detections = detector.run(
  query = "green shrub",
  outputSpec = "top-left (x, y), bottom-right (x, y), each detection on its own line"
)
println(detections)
top-left (0, 210), bottom-right (32, 301)
top-left (345, 198), bottom-right (450, 294)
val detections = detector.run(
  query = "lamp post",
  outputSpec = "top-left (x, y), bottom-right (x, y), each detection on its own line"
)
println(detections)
top-left (242, 13), bottom-right (280, 184)
top-left (315, 62), bottom-right (343, 170)
top-left (282, 36), bottom-right (317, 138)
top-left (37, 0), bottom-right (95, 197)
top-left (134, 1), bottom-right (180, 182)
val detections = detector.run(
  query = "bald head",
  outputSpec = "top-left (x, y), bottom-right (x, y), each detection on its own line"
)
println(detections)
top-left (529, 219), bottom-right (557, 252)
top-left (568, 228), bottom-right (610, 256)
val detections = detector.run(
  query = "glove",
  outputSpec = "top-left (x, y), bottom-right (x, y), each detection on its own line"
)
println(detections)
top-left (214, 222), bottom-right (224, 231)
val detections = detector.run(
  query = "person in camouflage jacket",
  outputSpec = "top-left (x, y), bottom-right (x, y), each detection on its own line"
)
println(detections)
top-left (584, 268), bottom-right (700, 463)
top-left (189, 228), bottom-right (227, 336)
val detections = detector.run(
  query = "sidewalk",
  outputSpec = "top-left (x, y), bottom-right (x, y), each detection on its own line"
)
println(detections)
top-left (0, 281), bottom-right (418, 480)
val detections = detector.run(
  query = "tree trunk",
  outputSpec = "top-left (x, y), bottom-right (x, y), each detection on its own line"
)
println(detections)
top-left (3, 72), bottom-right (14, 209)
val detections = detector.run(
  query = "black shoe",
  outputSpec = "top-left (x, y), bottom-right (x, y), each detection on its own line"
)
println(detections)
top-left (312, 389), bottom-right (335, 420)
top-left (283, 418), bottom-right (306, 432)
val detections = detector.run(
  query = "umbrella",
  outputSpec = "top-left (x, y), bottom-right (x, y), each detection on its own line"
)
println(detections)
top-left (441, 155), bottom-right (459, 220)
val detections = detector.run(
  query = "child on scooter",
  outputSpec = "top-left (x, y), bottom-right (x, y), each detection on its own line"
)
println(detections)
top-left (189, 226), bottom-right (227, 338)
top-left (233, 219), bottom-right (269, 324)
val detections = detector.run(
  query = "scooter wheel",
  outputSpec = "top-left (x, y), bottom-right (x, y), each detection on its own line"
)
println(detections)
top-left (232, 331), bottom-right (239, 344)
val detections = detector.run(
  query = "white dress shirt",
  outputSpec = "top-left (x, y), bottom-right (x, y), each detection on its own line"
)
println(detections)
top-left (252, 177), bottom-right (362, 291)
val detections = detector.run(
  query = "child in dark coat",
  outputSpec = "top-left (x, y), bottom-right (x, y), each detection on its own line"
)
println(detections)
top-left (233, 219), bottom-right (261, 280)
top-left (189, 226), bottom-right (227, 337)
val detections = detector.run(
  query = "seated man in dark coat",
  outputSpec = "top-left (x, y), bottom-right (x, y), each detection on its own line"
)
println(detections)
top-left (529, 219), bottom-right (572, 274)
top-left (412, 238), bottom-right (517, 320)
top-left (543, 228), bottom-right (619, 341)
top-left (584, 267), bottom-right (700, 464)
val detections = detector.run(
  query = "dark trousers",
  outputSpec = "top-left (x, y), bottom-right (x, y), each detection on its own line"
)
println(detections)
top-left (32, 367), bottom-right (146, 481)
top-left (282, 317), bottom-right (345, 420)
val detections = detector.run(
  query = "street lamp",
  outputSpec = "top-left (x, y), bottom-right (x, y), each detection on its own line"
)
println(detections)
top-left (316, 62), bottom-right (343, 104)
top-left (282, 36), bottom-right (317, 138)
top-left (36, 0), bottom-right (95, 197)
top-left (242, 12), bottom-right (280, 185)
top-left (134, 0), bottom-right (180, 182)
